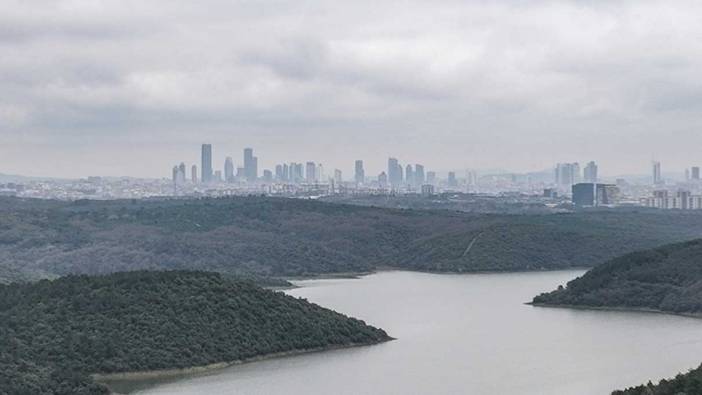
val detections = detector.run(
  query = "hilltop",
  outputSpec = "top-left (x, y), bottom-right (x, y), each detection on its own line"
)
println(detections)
top-left (0, 270), bottom-right (389, 394)
top-left (532, 239), bottom-right (702, 315)
top-left (2, 196), bottom-right (702, 282)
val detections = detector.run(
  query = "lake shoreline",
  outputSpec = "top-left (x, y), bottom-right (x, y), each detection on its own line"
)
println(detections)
top-left (285, 266), bottom-right (591, 283)
top-left (528, 302), bottom-right (702, 319)
top-left (95, 338), bottom-right (394, 394)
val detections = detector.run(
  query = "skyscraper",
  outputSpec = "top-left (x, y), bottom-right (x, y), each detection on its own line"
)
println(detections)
top-left (378, 171), bottom-right (388, 188)
top-left (243, 148), bottom-right (257, 182)
top-left (224, 157), bottom-right (234, 182)
top-left (405, 164), bottom-right (414, 186)
top-left (692, 166), bottom-right (700, 181)
top-left (355, 160), bottom-right (365, 184)
top-left (201, 144), bottom-right (213, 183)
top-left (583, 161), bottom-right (598, 183)
top-left (653, 161), bottom-right (662, 185)
top-left (275, 164), bottom-right (284, 180)
top-left (555, 162), bottom-right (580, 188)
top-left (316, 163), bottom-right (324, 182)
top-left (178, 162), bottom-right (186, 181)
top-left (191, 164), bottom-right (198, 183)
top-left (414, 164), bottom-right (425, 186)
top-left (388, 158), bottom-right (400, 186)
top-left (172, 165), bottom-right (179, 193)
top-left (306, 162), bottom-right (316, 183)
top-left (448, 171), bottom-right (457, 187)
top-left (282, 163), bottom-right (289, 181)
top-left (334, 169), bottom-right (342, 184)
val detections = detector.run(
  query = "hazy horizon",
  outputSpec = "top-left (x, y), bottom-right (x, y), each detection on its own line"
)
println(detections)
top-left (2, 1), bottom-right (702, 178)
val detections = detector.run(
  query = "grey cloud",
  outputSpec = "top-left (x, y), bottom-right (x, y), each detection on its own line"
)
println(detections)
top-left (2, 0), bottom-right (702, 177)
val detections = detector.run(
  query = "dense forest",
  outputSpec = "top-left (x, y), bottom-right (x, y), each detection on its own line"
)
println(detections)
top-left (2, 196), bottom-right (702, 283)
top-left (0, 270), bottom-right (389, 394)
top-left (532, 239), bottom-right (702, 314)
top-left (612, 363), bottom-right (702, 395)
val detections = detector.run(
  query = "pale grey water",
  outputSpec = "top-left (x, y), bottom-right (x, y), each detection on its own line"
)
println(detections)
top-left (126, 270), bottom-right (702, 395)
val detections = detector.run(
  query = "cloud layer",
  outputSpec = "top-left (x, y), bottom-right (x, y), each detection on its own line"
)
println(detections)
top-left (2, 0), bottom-right (701, 177)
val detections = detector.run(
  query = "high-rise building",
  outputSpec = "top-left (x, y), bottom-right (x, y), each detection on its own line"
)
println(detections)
top-left (213, 170), bottom-right (222, 182)
top-left (283, 163), bottom-right (289, 181)
top-left (678, 190), bottom-right (692, 210)
top-left (572, 183), bottom-right (619, 206)
top-left (653, 161), bottom-right (662, 185)
top-left (465, 170), bottom-right (477, 185)
top-left (191, 165), bottom-right (198, 183)
top-left (447, 171), bottom-right (457, 187)
top-left (378, 171), bottom-right (388, 188)
top-left (405, 165), bottom-right (414, 186)
top-left (224, 157), bottom-right (234, 182)
top-left (583, 161), bottom-right (598, 183)
top-left (692, 166), bottom-right (700, 181)
top-left (171, 166), bottom-right (178, 183)
top-left (178, 163), bottom-right (186, 181)
top-left (243, 148), bottom-right (257, 182)
top-left (555, 162), bottom-right (580, 188)
top-left (316, 163), bottom-right (324, 182)
top-left (263, 169), bottom-right (273, 182)
top-left (426, 171), bottom-right (437, 185)
top-left (414, 164), bottom-right (425, 186)
top-left (388, 158), bottom-right (403, 187)
top-left (334, 169), bottom-right (342, 184)
top-left (201, 144), bottom-right (213, 183)
top-left (275, 164), bottom-right (284, 180)
top-left (306, 162), bottom-right (316, 183)
top-left (289, 163), bottom-right (303, 183)
top-left (354, 160), bottom-right (365, 184)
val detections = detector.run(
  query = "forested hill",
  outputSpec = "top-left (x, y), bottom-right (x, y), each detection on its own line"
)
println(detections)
top-left (0, 271), bottom-right (390, 394)
top-left (532, 239), bottom-right (702, 315)
top-left (2, 196), bottom-right (702, 282)
top-left (612, 363), bottom-right (702, 395)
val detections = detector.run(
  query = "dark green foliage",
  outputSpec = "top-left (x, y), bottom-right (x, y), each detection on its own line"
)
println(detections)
top-left (612, 363), bottom-right (702, 395)
top-left (0, 270), bottom-right (389, 394)
top-left (533, 239), bottom-right (702, 314)
top-left (2, 196), bottom-right (702, 282)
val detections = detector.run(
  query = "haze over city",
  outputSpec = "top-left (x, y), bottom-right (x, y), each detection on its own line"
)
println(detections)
top-left (3, 0), bottom-right (702, 178)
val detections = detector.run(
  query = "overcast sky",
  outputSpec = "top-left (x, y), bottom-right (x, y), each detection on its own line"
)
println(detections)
top-left (1, 0), bottom-right (701, 178)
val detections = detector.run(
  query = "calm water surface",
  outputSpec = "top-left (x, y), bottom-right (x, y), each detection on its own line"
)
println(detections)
top-left (124, 270), bottom-right (702, 394)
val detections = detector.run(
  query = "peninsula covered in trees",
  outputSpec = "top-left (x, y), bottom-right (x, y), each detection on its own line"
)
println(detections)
top-left (532, 238), bottom-right (702, 315)
top-left (612, 363), bottom-right (702, 395)
top-left (2, 196), bottom-right (702, 283)
top-left (0, 270), bottom-right (390, 394)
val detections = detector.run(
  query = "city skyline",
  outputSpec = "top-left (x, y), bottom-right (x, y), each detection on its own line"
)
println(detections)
top-left (168, 143), bottom-right (700, 186)
top-left (3, 1), bottom-right (702, 178)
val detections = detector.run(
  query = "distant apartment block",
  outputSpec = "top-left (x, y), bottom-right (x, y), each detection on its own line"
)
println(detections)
top-left (571, 183), bottom-right (619, 206)
top-left (642, 190), bottom-right (702, 210)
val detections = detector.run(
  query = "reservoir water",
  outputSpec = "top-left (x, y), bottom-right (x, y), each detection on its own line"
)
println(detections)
top-left (124, 270), bottom-right (702, 394)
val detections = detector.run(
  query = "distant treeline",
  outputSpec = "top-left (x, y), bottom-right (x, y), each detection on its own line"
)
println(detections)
top-left (2, 196), bottom-right (702, 283)
top-left (0, 270), bottom-right (389, 394)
